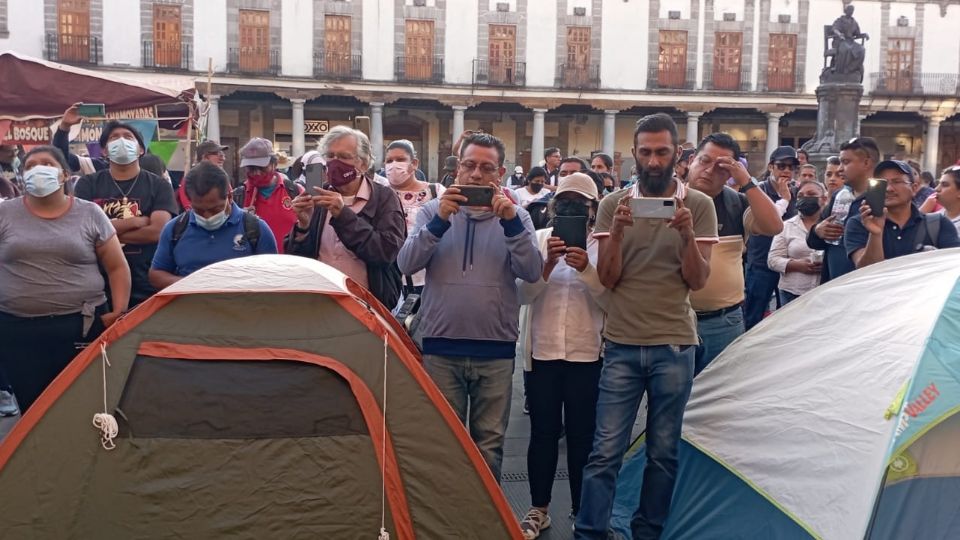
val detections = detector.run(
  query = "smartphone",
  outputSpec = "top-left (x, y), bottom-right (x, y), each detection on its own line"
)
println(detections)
top-left (77, 103), bottom-right (105, 117)
top-left (865, 178), bottom-right (887, 217)
top-left (630, 197), bottom-right (676, 219)
top-left (459, 185), bottom-right (495, 207)
top-left (303, 163), bottom-right (326, 193)
top-left (552, 216), bottom-right (588, 250)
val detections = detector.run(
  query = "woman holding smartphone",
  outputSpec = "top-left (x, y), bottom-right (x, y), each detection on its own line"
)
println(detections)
top-left (767, 181), bottom-right (827, 304)
top-left (516, 173), bottom-right (607, 539)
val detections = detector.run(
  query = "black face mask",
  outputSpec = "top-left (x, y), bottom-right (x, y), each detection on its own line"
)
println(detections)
top-left (797, 197), bottom-right (821, 216)
top-left (529, 183), bottom-right (544, 193)
top-left (553, 198), bottom-right (590, 218)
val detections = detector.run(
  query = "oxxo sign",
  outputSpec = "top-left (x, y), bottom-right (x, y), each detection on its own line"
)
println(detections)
top-left (304, 120), bottom-right (329, 136)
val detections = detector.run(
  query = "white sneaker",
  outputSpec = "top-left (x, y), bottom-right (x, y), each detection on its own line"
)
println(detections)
top-left (0, 390), bottom-right (19, 417)
top-left (520, 507), bottom-right (551, 539)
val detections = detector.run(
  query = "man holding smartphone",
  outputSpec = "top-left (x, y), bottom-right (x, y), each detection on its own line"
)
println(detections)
top-left (576, 114), bottom-right (717, 540)
top-left (845, 160), bottom-right (959, 268)
top-left (397, 132), bottom-right (542, 483)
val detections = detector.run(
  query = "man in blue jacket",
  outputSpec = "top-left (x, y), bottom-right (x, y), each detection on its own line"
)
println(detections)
top-left (398, 133), bottom-right (542, 482)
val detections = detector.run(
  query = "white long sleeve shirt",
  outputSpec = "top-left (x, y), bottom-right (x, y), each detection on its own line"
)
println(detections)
top-left (768, 215), bottom-right (823, 296)
top-left (518, 228), bottom-right (607, 363)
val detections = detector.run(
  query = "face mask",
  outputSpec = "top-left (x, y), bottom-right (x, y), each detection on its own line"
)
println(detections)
top-left (385, 162), bottom-right (411, 187)
top-left (247, 170), bottom-right (274, 188)
top-left (195, 203), bottom-right (229, 231)
top-left (24, 165), bottom-right (63, 198)
top-left (797, 197), bottom-right (822, 216)
top-left (326, 158), bottom-right (359, 188)
top-left (106, 137), bottom-right (139, 165)
top-left (529, 183), bottom-right (544, 193)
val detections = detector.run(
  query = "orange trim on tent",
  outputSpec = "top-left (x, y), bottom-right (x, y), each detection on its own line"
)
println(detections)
top-left (0, 294), bottom-right (177, 472)
top-left (333, 296), bottom-right (524, 540)
top-left (136, 342), bottom-right (416, 540)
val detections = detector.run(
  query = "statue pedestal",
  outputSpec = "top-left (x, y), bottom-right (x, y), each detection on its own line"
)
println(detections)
top-left (801, 82), bottom-right (864, 167)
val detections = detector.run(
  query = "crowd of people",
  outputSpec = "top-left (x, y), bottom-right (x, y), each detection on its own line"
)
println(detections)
top-left (1, 104), bottom-right (959, 540)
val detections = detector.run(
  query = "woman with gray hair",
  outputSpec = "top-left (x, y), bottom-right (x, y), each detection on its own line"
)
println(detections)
top-left (286, 125), bottom-right (407, 308)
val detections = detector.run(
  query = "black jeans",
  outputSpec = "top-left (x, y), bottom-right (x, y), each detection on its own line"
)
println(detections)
top-left (527, 358), bottom-right (602, 513)
top-left (0, 306), bottom-right (106, 413)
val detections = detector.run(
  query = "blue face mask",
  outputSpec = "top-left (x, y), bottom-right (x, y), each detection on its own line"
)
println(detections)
top-left (194, 203), bottom-right (229, 231)
top-left (107, 137), bottom-right (139, 165)
top-left (23, 165), bottom-right (63, 198)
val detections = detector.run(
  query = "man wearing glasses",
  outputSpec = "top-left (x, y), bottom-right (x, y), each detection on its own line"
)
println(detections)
top-left (397, 132), bottom-right (542, 482)
top-left (743, 146), bottom-right (797, 330)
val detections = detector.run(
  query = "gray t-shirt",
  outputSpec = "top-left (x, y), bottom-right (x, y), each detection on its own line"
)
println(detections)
top-left (0, 197), bottom-right (115, 317)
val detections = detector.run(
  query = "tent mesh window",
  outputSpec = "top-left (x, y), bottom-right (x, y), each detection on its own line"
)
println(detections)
top-left (116, 356), bottom-right (368, 439)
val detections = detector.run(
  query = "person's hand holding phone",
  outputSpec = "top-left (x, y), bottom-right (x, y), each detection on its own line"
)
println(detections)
top-left (859, 200), bottom-right (886, 236)
top-left (312, 186), bottom-right (346, 218)
top-left (292, 194), bottom-right (315, 229)
top-left (60, 102), bottom-right (83, 131)
top-left (610, 195), bottom-right (634, 240)
top-left (815, 215), bottom-right (844, 241)
top-left (668, 197), bottom-right (695, 241)
top-left (564, 247), bottom-right (589, 273)
top-left (491, 182), bottom-right (517, 221)
top-left (438, 186), bottom-right (467, 221)
top-left (543, 236), bottom-right (566, 279)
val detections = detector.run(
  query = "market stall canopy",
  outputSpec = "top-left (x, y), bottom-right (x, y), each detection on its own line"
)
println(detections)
top-left (0, 51), bottom-right (194, 120)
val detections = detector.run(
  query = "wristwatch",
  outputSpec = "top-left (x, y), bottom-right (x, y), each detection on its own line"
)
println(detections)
top-left (739, 179), bottom-right (758, 194)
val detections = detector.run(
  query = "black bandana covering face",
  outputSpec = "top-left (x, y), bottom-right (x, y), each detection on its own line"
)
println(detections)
top-left (553, 197), bottom-right (596, 227)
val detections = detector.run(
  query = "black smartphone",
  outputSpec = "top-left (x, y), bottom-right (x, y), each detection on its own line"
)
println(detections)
top-left (77, 103), bottom-right (105, 117)
top-left (303, 163), bottom-right (325, 193)
top-left (459, 185), bottom-right (495, 207)
top-left (865, 178), bottom-right (887, 217)
top-left (552, 216), bottom-right (588, 250)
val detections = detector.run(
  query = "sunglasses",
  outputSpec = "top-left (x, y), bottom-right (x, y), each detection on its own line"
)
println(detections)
top-left (773, 162), bottom-right (797, 171)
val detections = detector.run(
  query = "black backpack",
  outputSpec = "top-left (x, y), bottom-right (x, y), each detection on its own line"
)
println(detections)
top-left (171, 211), bottom-right (261, 252)
top-left (913, 213), bottom-right (942, 252)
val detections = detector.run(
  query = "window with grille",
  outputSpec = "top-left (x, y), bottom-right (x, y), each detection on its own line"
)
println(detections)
top-left (153, 4), bottom-right (182, 68)
top-left (884, 38), bottom-right (914, 93)
top-left (404, 19), bottom-right (435, 80)
top-left (488, 25), bottom-right (516, 84)
top-left (713, 32), bottom-right (743, 90)
top-left (657, 30), bottom-right (687, 88)
top-left (239, 9), bottom-right (270, 72)
top-left (767, 33), bottom-right (797, 91)
top-left (324, 15), bottom-right (352, 75)
top-left (57, 0), bottom-right (91, 62)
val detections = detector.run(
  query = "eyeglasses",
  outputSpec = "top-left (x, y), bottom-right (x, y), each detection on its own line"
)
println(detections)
top-left (887, 178), bottom-right (913, 187)
top-left (773, 162), bottom-right (797, 171)
top-left (459, 161), bottom-right (499, 175)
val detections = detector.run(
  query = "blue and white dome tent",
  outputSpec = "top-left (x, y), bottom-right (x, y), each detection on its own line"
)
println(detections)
top-left (613, 248), bottom-right (960, 539)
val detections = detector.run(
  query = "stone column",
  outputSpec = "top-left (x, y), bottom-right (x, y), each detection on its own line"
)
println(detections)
top-left (370, 102), bottom-right (384, 169)
top-left (686, 112), bottom-right (703, 145)
top-left (532, 108), bottom-right (547, 168)
top-left (206, 95), bottom-right (221, 143)
top-left (290, 98), bottom-right (306, 158)
top-left (766, 112), bottom-right (784, 161)
top-left (923, 114), bottom-right (943, 174)
top-left (602, 110), bottom-right (617, 156)
top-left (452, 105), bottom-right (466, 148)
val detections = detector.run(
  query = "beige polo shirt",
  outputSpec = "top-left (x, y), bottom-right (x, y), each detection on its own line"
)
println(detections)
top-left (593, 181), bottom-right (719, 346)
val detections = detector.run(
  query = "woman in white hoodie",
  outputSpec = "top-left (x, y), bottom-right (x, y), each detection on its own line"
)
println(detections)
top-left (517, 173), bottom-right (607, 539)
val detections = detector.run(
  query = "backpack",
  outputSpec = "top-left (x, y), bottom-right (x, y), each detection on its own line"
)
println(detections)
top-left (171, 211), bottom-right (261, 252)
top-left (913, 213), bottom-right (942, 252)
top-left (232, 177), bottom-right (302, 208)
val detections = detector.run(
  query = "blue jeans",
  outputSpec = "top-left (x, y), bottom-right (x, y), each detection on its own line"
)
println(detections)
top-left (744, 266), bottom-right (781, 330)
top-left (422, 355), bottom-right (514, 482)
top-left (575, 342), bottom-right (695, 540)
top-left (779, 290), bottom-right (800, 305)
top-left (694, 306), bottom-right (745, 376)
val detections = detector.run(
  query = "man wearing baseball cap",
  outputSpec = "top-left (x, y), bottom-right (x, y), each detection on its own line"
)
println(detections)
top-left (845, 160), bottom-right (959, 268)
top-left (517, 172), bottom-right (606, 539)
top-left (507, 165), bottom-right (525, 188)
top-left (232, 137), bottom-right (303, 253)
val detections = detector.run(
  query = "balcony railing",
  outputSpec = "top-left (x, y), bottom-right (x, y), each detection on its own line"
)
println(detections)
top-left (868, 72), bottom-right (960, 96)
top-left (556, 63), bottom-right (600, 89)
top-left (227, 47), bottom-right (281, 76)
top-left (142, 41), bottom-right (191, 71)
top-left (705, 67), bottom-right (751, 92)
top-left (473, 59), bottom-right (526, 86)
top-left (764, 70), bottom-right (804, 93)
top-left (45, 33), bottom-right (99, 65)
top-left (314, 51), bottom-right (362, 80)
top-left (647, 67), bottom-right (696, 90)
top-left (394, 55), bottom-right (444, 84)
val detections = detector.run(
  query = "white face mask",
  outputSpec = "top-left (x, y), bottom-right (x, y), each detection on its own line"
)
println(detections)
top-left (195, 202), bottom-right (230, 231)
top-left (385, 162), bottom-right (412, 187)
top-left (23, 165), bottom-right (63, 198)
top-left (107, 137), bottom-right (139, 165)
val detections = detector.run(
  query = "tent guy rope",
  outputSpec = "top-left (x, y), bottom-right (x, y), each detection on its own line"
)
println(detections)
top-left (378, 331), bottom-right (390, 540)
top-left (91, 342), bottom-right (118, 451)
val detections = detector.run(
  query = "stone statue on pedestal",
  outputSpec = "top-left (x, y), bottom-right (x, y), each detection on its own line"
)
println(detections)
top-left (821, 4), bottom-right (870, 84)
